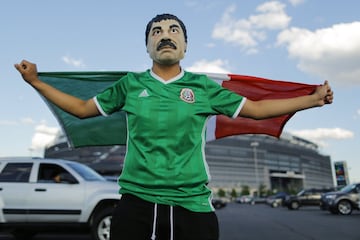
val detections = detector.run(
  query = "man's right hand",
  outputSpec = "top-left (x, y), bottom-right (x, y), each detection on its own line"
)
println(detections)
top-left (14, 60), bottom-right (40, 85)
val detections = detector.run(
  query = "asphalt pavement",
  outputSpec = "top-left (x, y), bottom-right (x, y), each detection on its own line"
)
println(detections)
top-left (217, 202), bottom-right (360, 240)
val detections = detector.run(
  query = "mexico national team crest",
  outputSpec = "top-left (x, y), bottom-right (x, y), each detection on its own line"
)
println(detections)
top-left (180, 88), bottom-right (195, 103)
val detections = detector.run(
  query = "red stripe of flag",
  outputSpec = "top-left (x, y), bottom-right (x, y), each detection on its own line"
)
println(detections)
top-left (214, 74), bottom-right (318, 138)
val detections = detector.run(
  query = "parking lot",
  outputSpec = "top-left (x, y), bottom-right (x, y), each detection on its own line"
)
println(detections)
top-left (218, 202), bottom-right (359, 240)
top-left (1, 202), bottom-right (359, 240)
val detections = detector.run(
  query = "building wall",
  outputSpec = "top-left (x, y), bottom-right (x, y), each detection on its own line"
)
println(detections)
top-left (45, 133), bottom-right (334, 193)
top-left (205, 134), bottom-right (334, 193)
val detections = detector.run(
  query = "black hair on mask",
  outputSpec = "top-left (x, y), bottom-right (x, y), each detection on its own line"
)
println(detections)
top-left (145, 13), bottom-right (188, 45)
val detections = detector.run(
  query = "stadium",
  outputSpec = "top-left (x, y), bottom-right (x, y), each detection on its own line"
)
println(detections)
top-left (45, 132), bottom-right (334, 194)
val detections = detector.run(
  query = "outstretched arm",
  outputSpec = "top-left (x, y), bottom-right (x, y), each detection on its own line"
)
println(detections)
top-left (239, 81), bottom-right (333, 120)
top-left (14, 60), bottom-right (100, 119)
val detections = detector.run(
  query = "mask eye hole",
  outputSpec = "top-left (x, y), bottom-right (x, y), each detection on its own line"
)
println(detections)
top-left (170, 27), bottom-right (179, 33)
top-left (152, 29), bottom-right (161, 36)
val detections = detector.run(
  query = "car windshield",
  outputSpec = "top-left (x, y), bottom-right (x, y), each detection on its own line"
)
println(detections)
top-left (339, 183), bottom-right (355, 193)
top-left (297, 190), bottom-right (306, 196)
top-left (66, 162), bottom-right (105, 181)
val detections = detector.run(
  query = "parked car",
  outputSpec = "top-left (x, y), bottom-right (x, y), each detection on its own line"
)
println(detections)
top-left (0, 157), bottom-right (121, 240)
top-left (284, 188), bottom-right (335, 210)
top-left (236, 196), bottom-right (266, 205)
top-left (266, 192), bottom-right (289, 208)
top-left (235, 195), bottom-right (253, 204)
top-left (211, 198), bottom-right (227, 209)
top-left (249, 197), bottom-right (266, 205)
top-left (320, 182), bottom-right (360, 215)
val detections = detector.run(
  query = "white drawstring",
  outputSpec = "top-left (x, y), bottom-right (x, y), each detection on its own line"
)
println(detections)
top-left (170, 205), bottom-right (174, 240)
top-left (151, 203), bottom-right (174, 240)
top-left (151, 203), bottom-right (158, 240)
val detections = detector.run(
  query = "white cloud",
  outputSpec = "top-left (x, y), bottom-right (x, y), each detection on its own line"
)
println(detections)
top-left (291, 127), bottom-right (354, 139)
top-left (184, 0), bottom-right (218, 10)
top-left (21, 117), bottom-right (35, 125)
top-left (0, 120), bottom-right (17, 126)
top-left (212, 2), bottom-right (291, 53)
top-left (205, 43), bottom-right (216, 48)
top-left (251, 1), bottom-right (291, 29)
top-left (0, 118), bottom-right (35, 126)
top-left (30, 123), bottom-right (61, 156)
top-left (356, 109), bottom-right (360, 119)
top-left (62, 55), bottom-right (86, 67)
top-left (290, 128), bottom-right (354, 148)
top-left (186, 59), bottom-right (231, 73)
top-left (277, 22), bottom-right (360, 85)
top-left (288, 0), bottom-right (305, 6)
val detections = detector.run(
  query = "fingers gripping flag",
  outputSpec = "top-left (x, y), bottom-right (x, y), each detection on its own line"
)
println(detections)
top-left (38, 72), bottom-right (317, 147)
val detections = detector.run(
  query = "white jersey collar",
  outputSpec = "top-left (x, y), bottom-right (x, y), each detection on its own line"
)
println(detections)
top-left (150, 68), bottom-right (184, 84)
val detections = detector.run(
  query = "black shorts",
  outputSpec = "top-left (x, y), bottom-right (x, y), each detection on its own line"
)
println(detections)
top-left (110, 194), bottom-right (219, 240)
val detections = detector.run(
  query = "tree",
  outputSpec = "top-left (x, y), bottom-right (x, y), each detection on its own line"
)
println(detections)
top-left (218, 188), bottom-right (226, 198)
top-left (259, 184), bottom-right (267, 197)
top-left (230, 188), bottom-right (237, 199)
top-left (241, 185), bottom-right (250, 196)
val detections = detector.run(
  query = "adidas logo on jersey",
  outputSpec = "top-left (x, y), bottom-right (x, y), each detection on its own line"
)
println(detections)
top-left (139, 89), bottom-right (150, 97)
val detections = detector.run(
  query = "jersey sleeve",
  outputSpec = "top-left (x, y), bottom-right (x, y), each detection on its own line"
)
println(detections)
top-left (94, 76), bottom-right (128, 116)
top-left (205, 76), bottom-right (246, 118)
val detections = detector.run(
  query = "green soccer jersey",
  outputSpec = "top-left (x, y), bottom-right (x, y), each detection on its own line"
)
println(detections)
top-left (94, 69), bottom-right (245, 212)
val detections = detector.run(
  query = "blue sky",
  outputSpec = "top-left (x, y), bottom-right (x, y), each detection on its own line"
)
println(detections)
top-left (1, 0), bottom-right (359, 183)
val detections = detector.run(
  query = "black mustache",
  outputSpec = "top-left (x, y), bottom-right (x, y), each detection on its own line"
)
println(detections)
top-left (157, 39), bottom-right (177, 51)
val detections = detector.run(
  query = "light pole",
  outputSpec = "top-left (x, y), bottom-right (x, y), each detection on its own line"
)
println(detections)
top-left (250, 141), bottom-right (259, 193)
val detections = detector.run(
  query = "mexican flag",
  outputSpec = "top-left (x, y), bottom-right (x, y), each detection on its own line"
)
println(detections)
top-left (37, 72), bottom-right (317, 148)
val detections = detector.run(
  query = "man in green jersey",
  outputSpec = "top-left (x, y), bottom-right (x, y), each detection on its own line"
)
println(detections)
top-left (15, 13), bottom-right (333, 240)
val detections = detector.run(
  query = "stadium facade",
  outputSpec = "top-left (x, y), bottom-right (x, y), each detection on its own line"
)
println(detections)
top-left (45, 132), bottom-right (334, 193)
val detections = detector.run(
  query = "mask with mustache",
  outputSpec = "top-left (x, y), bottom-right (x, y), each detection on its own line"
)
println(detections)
top-left (146, 19), bottom-right (187, 65)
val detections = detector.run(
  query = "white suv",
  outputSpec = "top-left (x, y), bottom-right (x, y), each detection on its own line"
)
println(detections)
top-left (0, 157), bottom-right (120, 240)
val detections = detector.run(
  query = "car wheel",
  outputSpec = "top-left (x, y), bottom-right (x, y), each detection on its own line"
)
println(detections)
top-left (214, 202), bottom-right (222, 209)
top-left (272, 202), bottom-right (278, 208)
top-left (91, 207), bottom-right (114, 240)
top-left (337, 200), bottom-right (352, 215)
top-left (290, 201), bottom-right (300, 210)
